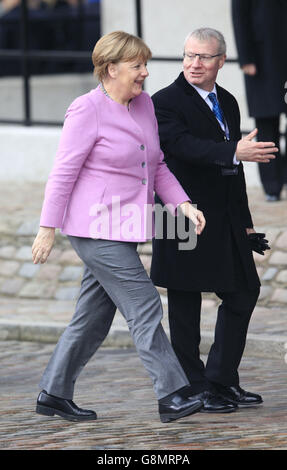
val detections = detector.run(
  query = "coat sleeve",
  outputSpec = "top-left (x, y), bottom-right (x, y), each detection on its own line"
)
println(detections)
top-left (237, 163), bottom-right (254, 228)
top-left (152, 92), bottom-right (237, 168)
top-left (231, 0), bottom-right (256, 66)
top-left (40, 95), bottom-right (98, 228)
top-left (147, 96), bottom-right (190, 214)
top-left (232, 101), bottom-right (254, 228)
top-left (154, 150), bottom-right (191, 215)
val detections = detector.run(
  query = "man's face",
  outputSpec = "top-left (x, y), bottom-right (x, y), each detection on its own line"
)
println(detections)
top-left (183, 36), bottom-right (226, 91)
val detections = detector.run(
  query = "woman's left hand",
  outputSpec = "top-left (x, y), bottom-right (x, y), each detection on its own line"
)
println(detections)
top-left (179, 202), bottom-right (206, 235)
top-left (32, 226), bottom-right (55, 264)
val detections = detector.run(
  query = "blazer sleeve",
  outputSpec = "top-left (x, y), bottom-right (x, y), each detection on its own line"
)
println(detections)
top-left (232, 0), bottom-right (256, 66)
top-left (152, 93), bottom-right (237, 168)
top-left (40, 95), bottom-right (98, 228)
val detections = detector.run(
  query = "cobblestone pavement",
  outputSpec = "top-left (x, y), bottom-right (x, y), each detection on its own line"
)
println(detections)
top-left (0, 183), bottom-right (286, 357)
top-left (0, 340), bottom-right (286, 450)
top-left (0, 183), bottom-right (286, 451)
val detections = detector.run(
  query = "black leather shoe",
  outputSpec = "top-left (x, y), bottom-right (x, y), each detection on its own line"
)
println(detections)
top-left (158, 391), bottom-right (203, 423)
top-left (213, 384), bottom-right (263, 407)
top-left (190, 391), bottom-right (237, 413)
top-left (36, 390), bottom-right (98, 422)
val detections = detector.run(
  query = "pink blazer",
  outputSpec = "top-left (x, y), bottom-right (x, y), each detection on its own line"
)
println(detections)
top-left (40, 86), bottom-right (190, 242)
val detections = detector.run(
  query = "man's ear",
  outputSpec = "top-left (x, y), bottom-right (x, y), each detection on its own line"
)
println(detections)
top-left (218, 54), bottom-right (226, 70)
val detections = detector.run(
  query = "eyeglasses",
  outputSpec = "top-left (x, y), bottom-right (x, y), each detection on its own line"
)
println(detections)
top-left (183, 52), bottom-right (222, 63)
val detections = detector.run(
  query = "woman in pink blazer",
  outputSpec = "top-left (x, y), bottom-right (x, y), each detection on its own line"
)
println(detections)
top-left (32, 31), bottom-right (205, 424)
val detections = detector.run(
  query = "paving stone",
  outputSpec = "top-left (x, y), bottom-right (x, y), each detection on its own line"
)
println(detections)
top-left (54, 286), bottom-right (80, 301)
top-left (268, 251), bottom-right (287, 265)
top-left (258, 286), bottom-right (272, 301)
top-left (201, 298), bottom-right (217, 309)
top-left (16, 218), bottom-right (40, 236)
top-left (275, 230), bottom-right (287, 250)
top-left (35, 264), bottom-right (62, 280)
top-left (18, 262), bottom-right (40, 278)
top-left (59, 266), bottom-right (83, 281)
top-left (271, 288), bottom-right (287, 304)
top-left (0, 278), bottom-right (25, 295)
top-left (0, 260), bottom-right (21, 276)
top-left (15, 246), bottom-right (34, 261)
top-left (256, 266), bottom-right (264, 278)
top-left (139, 254), bottom-right (151, 272)
top-left (19, 281), bottom-right (57, 299)
top-left (137, 242), bottom-right (152, 255)
top-left (276, 270), bottom-right (287, 283)
top-left (252, 251), bottom-right (270, 264)
top-left (47, 248), bottom-right (65, 262)
top-left (0, 245), bottom-right (17, 259)
top-left (0, 276), bottom-right (6, 286)
top-left (262, 267), bottom-right (278, 281)
top-left (265, 228), bottom-right (282, 246)
top-left (58, 249), bottom-right (82, 265)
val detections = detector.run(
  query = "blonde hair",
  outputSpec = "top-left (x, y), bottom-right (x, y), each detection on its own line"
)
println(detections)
top-left (92, 31), bottom-right (152, 82)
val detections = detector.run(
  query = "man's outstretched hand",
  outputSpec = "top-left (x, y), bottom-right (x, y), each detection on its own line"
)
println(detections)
top-left (236, 128), bottom-right (278, 163)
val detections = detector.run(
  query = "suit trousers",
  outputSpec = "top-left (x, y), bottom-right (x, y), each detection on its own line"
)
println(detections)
top-left (256, 116), bottom-right (287, 196)
top-left (167, 286), bottom-right (259, 394)
top-left (166, 227), bottom-right (260, 394)
top-left (39, 236), bottom-right (189, 400)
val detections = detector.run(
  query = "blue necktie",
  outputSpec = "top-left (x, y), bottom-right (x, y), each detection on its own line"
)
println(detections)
top-left (208, 92), bottom-right (226, 130)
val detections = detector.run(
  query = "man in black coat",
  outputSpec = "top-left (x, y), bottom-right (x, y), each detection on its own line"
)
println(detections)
top-left (232, 0), bottom-right (287, 201)
top-left (151, 28), bottom-right (278, 413)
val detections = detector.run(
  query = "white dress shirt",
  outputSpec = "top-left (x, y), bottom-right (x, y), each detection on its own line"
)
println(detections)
top-left (190, 83), bottom-right (239, 165)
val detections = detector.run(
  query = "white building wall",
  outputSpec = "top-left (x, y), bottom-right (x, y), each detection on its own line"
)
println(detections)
top-left (0, 0), bottom-right (261, 185)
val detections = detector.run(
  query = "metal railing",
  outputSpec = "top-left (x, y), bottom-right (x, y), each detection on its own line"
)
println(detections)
top-left (0, 0), bottom-right (238, 127)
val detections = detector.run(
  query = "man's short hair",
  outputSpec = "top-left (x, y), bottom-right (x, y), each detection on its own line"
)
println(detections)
top-left (184, 28), bottom-right (226, 55)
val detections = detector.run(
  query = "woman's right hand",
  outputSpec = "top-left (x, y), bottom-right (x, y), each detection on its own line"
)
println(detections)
top-left (32, 227), bottom-right (55, 264)
top-left (179, 202), bottom-right (206, 235)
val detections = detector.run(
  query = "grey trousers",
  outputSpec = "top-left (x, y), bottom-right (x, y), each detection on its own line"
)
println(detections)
top-left (39, 237), bottom-right (189, 400)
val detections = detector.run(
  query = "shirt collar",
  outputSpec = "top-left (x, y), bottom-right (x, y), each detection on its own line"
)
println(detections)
top-left (189, 82), bottom-right (217, 101)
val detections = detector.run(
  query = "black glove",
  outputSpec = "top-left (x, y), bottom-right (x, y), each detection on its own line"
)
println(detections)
top-left (248, 232), bottom-right (270, 255)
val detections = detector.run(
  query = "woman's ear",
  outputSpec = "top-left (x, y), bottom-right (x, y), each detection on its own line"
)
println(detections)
top-left (107, 62), bottom-right (118, 79)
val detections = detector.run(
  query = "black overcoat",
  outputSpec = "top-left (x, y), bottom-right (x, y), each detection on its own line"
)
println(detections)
top-left (232, 0), bottom-right (287, 118)
top-left (150, 72), bottom-right (260, 292)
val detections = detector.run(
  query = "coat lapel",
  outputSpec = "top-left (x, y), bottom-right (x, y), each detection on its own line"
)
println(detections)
top-left (216, 85), bottom-right (236, 140)
top-left (175, 73), bottom-right (232, 138)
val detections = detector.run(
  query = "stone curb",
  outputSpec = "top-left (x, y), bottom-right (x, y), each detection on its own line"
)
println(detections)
top-left (0, 320), bottom-right (133, 348)
top-left (1, 319), bottom-right (285, 360)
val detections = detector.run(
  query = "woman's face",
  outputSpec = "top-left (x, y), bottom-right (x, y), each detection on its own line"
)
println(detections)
top-left (109, 58), bottom-right (149, 100)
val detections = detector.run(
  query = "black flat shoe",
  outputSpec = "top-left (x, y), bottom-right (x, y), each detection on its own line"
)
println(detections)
top-left (158, 391), bottom-right (203, 423)
top-left (191, 391), bottom-right (237, 413)
top-left (36, 390), bottom-right (98, 422)
top-left (213, 384), bottom-right (263, 407)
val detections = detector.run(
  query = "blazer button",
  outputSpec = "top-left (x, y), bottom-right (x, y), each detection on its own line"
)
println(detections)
top-left (141, 161), bottom-right (146, 167)
top-left (140, 144), bottom-right (145, 150)
top-left (142, 178), bottom-right (147, 185)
